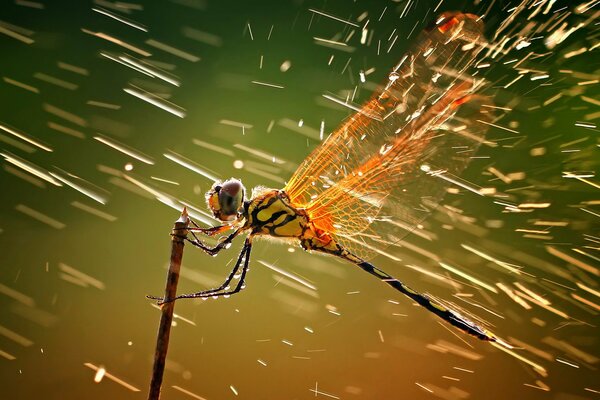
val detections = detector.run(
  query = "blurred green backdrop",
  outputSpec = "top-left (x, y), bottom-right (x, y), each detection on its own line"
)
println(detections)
top-left (0, 0), bottom-right (598, 399)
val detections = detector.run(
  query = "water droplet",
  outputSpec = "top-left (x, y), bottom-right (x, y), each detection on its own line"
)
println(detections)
top-left (280, 60), bottom-right (291, 72)
top-left (233, 160), bottom-right (244, 169)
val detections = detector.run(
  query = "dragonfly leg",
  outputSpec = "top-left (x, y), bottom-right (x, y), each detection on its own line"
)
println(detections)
top-left (185, 224), bottom-right (233, 236)
top-left (172, 216), bottom-right (233, 237)
top-left (186, 229), bottom-right (241, 256)
top-left (148, 237), bottom-right (253, 304)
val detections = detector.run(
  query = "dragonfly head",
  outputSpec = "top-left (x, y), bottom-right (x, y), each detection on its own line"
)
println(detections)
top-left (206, 178), bottom-right (246, 222)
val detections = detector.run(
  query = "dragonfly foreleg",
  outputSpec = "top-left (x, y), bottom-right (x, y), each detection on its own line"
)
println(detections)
top-left (172, 216), bottom-right (233, 237)
top-left (186, 224), bottom-right (233, 236)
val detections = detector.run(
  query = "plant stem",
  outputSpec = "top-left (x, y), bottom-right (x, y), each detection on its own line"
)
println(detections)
top-left (148, 208), bottom-right (189, 400)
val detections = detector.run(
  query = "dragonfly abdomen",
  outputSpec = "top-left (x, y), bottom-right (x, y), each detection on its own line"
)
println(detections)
top-left (355, 260), bottom-right (496, 341)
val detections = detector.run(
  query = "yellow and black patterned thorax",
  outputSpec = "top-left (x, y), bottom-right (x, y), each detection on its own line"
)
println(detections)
top-left (244, 189), bottom-right (308, 238)
top-left (243, 189), bottom-right (354, 261)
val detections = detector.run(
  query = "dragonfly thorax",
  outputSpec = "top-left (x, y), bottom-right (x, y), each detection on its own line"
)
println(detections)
top-left (245, 189), bottom-right (308, 238)
top-left (244, 189), bottom-right (347, 260)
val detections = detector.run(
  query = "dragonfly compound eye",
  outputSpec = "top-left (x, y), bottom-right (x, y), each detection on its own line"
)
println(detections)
top-left (206, 179), bottom-right (246, 221)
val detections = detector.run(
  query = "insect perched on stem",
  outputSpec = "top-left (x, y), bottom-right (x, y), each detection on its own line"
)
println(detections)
top-left (149, 12), bottom-right (498, 341)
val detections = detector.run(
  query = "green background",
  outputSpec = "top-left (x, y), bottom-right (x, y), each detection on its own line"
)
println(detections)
top-left (0, 0), bottom-right (598, 399)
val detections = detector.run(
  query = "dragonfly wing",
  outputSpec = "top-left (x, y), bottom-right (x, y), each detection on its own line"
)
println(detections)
top-left (284, 13), bottom-right (495, 260)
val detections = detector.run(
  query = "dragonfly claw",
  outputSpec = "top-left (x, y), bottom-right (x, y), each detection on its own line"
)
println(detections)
top-left (146, 294), bottom-right (172, 306)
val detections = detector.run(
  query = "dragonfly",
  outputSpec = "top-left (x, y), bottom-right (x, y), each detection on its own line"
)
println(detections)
top-left (149, 12), bottom-right (498, 342)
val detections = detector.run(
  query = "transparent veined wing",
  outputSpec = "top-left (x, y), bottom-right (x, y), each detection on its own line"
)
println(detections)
top-left (284, 12), bottom-right (496, 259)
